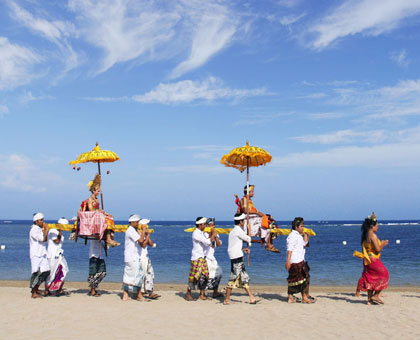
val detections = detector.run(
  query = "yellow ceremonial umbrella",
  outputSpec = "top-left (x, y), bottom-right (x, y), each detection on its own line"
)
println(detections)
top-left (221, 141), bottom-right (272, 264)
top-left (69, 142), bottom-right (120, 210)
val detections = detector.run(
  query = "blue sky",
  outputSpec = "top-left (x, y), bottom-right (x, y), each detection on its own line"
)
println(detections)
top-left (1, 0), bottom-right (420, 221)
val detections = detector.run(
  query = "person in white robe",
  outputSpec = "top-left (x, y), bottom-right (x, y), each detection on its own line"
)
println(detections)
top-left (204, 218), bottom-right (223, 298)
top-left (46, 218), bottom-right (69, 295)
top-left (29, 213), bottom-right (50, 298)
top-left (122, 214), bottom-right (147, 301)
top-left (139, 218), bottom-right (160, 299)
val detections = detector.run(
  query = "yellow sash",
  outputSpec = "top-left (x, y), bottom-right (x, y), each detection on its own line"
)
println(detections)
top-left (353, 240), bottom-right (381, 265)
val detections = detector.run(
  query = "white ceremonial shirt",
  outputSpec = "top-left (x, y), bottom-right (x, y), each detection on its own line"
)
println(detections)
top-left (203, 233), bottom-right (221, 261)
top-left (29, 225), bottom-right (47, 259)
top-left (140, 245), bottom-right (148, 259)
top-left (191, 229), bottom-right (212, 261)
top-left (286, 230), bottom-right (308, 264)
top-left (47, 229), bottom-right (63, 259)
top-left (89, 239), bottom-right (103, 259)
top-left (227, 225), bottom-right (251, 260)
top-left (124, 226), bottom-right (142, 263)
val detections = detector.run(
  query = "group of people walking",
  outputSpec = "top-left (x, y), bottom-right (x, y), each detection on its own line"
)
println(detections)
top-left (28, 212), bottom-right (159, 300)
top-left (28, 178), bottom-right (389, 305)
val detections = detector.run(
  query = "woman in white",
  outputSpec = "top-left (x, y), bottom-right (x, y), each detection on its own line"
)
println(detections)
top-left (46, 218), bottom-right (69, 296)
top-left (204, 218), bottom-right (223, 298)
top-left (139, 218), bottom-right (160, 299)
top-left (122, 214), bottom-right (148, 301)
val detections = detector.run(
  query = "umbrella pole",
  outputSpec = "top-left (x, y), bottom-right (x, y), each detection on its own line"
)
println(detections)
top-left (98, 161), bottom-right (104, 210)
top-left (246, 158), bottom-right (250, 267)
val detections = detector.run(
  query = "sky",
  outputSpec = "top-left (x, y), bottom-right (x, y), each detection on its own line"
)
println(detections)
top-left (1, 0), bottom-right (420, 221)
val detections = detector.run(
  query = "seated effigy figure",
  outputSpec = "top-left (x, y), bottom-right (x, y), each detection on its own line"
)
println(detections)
top-left (236, 185), bottom-right (280, 253)
top-left (78, 174), bottom-right (119, 247)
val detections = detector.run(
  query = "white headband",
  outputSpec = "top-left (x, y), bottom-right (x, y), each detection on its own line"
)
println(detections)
top-left (128, 214), bottom-right (141, 222)
top-left (33, 213), bottom-right (44, 222)
top-left (139, 218), bottom-right (150, 225)
top-left (57, 218), bottom-right (69, 224)
top-left (234, 213), bottom-right (246, 221)
top-left (196, 217), bottom-right (207, 225)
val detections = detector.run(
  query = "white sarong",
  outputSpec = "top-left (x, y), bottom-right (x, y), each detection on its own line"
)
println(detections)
top-left (46, 252), bottom-right (69, 292)
top-left (31, 255), bottom-right (50, 274)
top-left (123, 259), bottom-right (143, 288)
top-left (140, 257), bottom-right (155, 293)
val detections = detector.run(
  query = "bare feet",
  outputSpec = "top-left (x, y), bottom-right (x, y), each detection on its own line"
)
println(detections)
top-left (288, 296), bottom-right (297, 303)
top-left (146, 293), bottom-right (161, 299)
top-left (302, 298), bottom-right (316, 304)
top-left (122, 291), bottom-right (130, 301)
top-left (89, 289), bottom-right (101, 297)
top-left (371, 296), bottom-right (384, 304)
top-left (185, 292), bottom-right (195, 301)
top-left (31, 293), bottom-right (43, 299)
top-left (199, 295), bottom-right (212, 300)
top-left (249, 299), bottom-right (261, 304)
top-left (265, 245), bottom-right (280, 253)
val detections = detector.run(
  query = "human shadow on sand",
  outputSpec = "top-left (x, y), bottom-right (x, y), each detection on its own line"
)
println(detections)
top-left (316, 294), bottom-right (367, 304)
top-left (255, 292), bottom-right (288, 302)
top-left (69, 288), bottom-right (115, 296)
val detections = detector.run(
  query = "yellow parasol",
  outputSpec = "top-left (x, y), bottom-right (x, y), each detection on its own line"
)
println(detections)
top-left (221, 141), bottom-right (272, 265)
top-left (69, 142), bottom-right (120, 209)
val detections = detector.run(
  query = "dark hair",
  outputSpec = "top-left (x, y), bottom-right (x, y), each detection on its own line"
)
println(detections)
top-left (291, 217), bottom-right (304, 230)
top-left (234, 213), bottom-right (244, 225)
top-left (195, 216), bottom-right (204, 227)
top-left (243, 185), bottom-right (255, 195)
top-left (207, 218), bottom-right (215, 225)
top-left (361, 218), bottom-right (377, 244)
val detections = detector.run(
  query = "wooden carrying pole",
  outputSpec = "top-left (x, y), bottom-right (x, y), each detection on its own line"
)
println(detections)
top-left (97, 161), bottom-right (104, 210)
top-left (246, 157), bottom-right (250, 266)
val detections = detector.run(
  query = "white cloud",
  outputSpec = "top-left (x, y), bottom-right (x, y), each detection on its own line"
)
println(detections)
top-left (272, 143), bottom-right (420, 168)
top-left (307, 112), bottom-right (344, 120)
top-left (0, 154), bottom-right (63, 192)
top-left (0, 105), bottom-right (9, 118)
top-left (68, 0), bottom-right (180, 74)
top-left (8, 1), bottom-right (79, 73)
top-left (67, 0), bottom-right (239, 77)
top-left (291, 129), bottom-right (386, 144)
top-left (277, 0), bottom-right (302, 8)
top-left (132, 76), bottom-right (267, 104)
top-left (20, 91), bottom-right (54, 103)
top-left (279, 13), bottom-right (306, 26)
top-left (0, 36), bottom-right (41, 90)
top-left (308, 0), bottom-right (420, 49)
top-left (390, 49), bottom-right (410, 67)
top-left (170, 1), bottom-right (238, 78)
top-left (8, 1), bottom-right (75, 42)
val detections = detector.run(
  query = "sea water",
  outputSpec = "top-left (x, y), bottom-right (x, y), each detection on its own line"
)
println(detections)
top-left (0, 220), bottom-right (419, 286)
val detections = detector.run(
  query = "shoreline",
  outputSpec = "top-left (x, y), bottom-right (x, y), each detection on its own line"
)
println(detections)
top-left (1, 280), bottom-right (418, 292)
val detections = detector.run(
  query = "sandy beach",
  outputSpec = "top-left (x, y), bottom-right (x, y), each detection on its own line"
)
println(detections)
top-left (0, 281), bottom-right (419, 340)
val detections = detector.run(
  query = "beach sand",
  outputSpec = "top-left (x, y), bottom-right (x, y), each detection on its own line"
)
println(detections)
top-left (0, 281), bottom-right (419, 340)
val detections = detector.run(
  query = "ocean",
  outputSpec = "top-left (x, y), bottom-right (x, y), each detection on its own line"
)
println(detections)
top-left (0, 220), bottom-right (419, 286)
